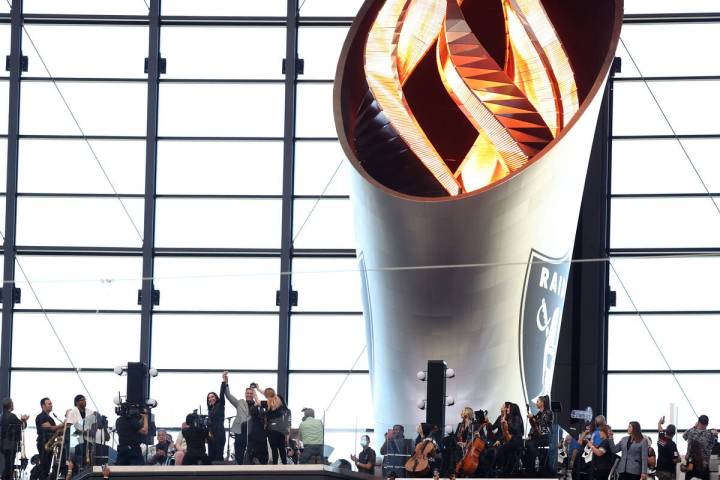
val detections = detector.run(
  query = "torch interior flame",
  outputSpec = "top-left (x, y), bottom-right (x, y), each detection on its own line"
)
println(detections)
top-left (363, 0), bottom-right (578, 195)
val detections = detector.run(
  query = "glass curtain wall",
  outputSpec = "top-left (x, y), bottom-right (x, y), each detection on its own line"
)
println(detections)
top-left (1, 0), bottom-right (370, 460)
top-left (606, 1), bottom-right (720, 451)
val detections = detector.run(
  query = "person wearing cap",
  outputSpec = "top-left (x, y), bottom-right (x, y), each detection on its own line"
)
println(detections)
top-left (683, 415), bottom-right (718, 473)
top-left (298, 408), bottom-right (324, 464)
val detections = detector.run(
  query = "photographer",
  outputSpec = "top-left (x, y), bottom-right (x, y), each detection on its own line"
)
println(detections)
top-left (656, 417), bottom-right (680, 480)
top-left (182, 414), bottom-right (211, 466)
top-left (114, 407), bottom-right (148, 466)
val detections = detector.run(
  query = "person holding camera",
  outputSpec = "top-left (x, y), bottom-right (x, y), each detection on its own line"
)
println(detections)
top-left (656, 417), bottom-right (680, 480)
top-left (114, 408), bottom-right (148, 466)
top-left (263, 388), bottom-right (290, 465)
top-left (182, 414), bottom-right (211, 466)
top-left (206, 377), bottom-right (228, 462)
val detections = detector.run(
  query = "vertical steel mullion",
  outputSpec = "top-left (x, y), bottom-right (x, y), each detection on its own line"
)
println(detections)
top-left (140, 0), bottom-right (161, 376)
top-left (601, 69), bottom-right (617, 414)
top-left (0, 0), bottom-right (24, 398)
top-left (277, 0), bottom-right (300, 401)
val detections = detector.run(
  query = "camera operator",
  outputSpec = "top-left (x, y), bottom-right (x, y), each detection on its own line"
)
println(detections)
top-left (114, 406), bottom-right (148, 466)
top-left (182, 414), bottom-right (211, 466)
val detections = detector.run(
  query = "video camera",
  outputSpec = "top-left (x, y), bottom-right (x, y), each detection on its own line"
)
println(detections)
top-left (187, 410), bottom-right (210, 430)
top-left (115, 401), bottom-right (150, 418)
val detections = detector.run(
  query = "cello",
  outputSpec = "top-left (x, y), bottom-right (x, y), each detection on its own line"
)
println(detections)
top-left (405, 438), bottom-right (436, 475)
top-left (455, 421), bottom-right (486, 476)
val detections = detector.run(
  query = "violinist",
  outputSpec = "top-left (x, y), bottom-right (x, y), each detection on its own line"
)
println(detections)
top-left (495, 402), bottom-right (524, 475)
top-left (525, 395), bottom-right (554, 475)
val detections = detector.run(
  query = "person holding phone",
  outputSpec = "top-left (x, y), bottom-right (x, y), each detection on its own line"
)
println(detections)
top-left (656, 416), bottom-right (680, 480)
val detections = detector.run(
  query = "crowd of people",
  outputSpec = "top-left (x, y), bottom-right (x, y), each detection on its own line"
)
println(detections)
top-left (1, 379), bottom-right (717, 480)
top-left (0, 371), bottom-right (379, 480)
top-left (561, 414), bottom-right (718, 480)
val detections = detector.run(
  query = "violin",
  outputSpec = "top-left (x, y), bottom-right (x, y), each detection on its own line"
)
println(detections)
top-left (501, 414), bottom-right (512, 443)
top-left (526, 403), bottom-right (540, 440)
top-left (405, 438), bottom-right (436, 475)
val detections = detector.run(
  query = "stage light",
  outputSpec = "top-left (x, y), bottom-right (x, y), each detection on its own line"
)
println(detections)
top-left (416, 371), bottom-right (426, 381)
top-left (445, 425), bottom-right (454, 435)
top-left (146, 398), bottom-right (158, 408)
top-left (113, 395), bottom-right (121, 406)
top-left (148, 368), bottom-right (159, 378)
top-left (113, 366), bottom-right (125, 376)
top-left (445, 368), bottom-right (455, 379)
top-left (416, 399), bottom-right (426, 410)
top-left (445, 396), bottom-right (455, 406)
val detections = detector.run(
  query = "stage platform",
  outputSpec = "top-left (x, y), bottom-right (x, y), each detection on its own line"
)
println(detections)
top-left (82, 464), bottom-right (373, 480)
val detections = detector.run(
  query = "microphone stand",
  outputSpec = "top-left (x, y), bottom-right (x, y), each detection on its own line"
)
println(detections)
top-left (225, 416), bottom-right (235, 462)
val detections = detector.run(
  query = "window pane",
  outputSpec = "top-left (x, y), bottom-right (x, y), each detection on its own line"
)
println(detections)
top-left (19, 139), bottom-right (145, 194)
top-left (288, 373), bottom-right (373, 429)
top-left (296, 83), bottom-right (336, 138)
top-left (294, 141), bottom-right (350, 196)
top-left (157, 141), bottom-right (283, 195)
top-left (0, 25), bottom-right (10, 63)
top-left (162, 27), bottom-right (285, 79)
top-left (12, 313), bottom-right (140, 368)
top-left (612, 139), bottom-right (720, 194)
top-left (293, 199), bottom-right (356, 249)
top-left (607, 373), bottom-right (720, 431)
top-left (152, 314), bottom-right (278, 370)
top-left (290, 315), bottom-right (367, 370)
top-left (24, 25), bottom-right (147, 78)
top-left (158, 84), bottom-right (285, 137)
top-left (299, 0), bottom-right (363, 17)
top-left (298, 27), bottom-right (350, 80)
top-left (610, 197), bottom-right (720, 249)
top-left (0, 81), bottom-right (10, 134)
top-left (624, 0), bottom-right (720, 14)
top-left (17, 197), bottom-right (144, 247)
top-left (10, 371), bottom-right (127, 433)
top-left (292, 258), bottom-right (362, 312)
top-left (613, 81), bottom-right (720, 136)
top-left (23, 0), bottom-right (147, 14)
top-left (150, 372), bottom-right (278, 430)
top-left (20, 82), bottom-right (147, 136)
top-left (14, 255), bottom-right (142, 310)
top-left (0, 139), bottom-right (7, 192)
top-left (608, 314), bottom-right (720, 371)
top-left (609, 257), bottom-right (720, 311)
top-left (155, 199), bottom-right (281, 249)
top-left (618, 24), bottom-right (720, 78)
top-left (153, 257), bottom-right (280, 311)
top-left (162, 0), bottom-right (286, 16)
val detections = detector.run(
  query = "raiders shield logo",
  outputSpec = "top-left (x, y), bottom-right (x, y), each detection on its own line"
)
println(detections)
top-left (518, 249), bottom-right (571, 405)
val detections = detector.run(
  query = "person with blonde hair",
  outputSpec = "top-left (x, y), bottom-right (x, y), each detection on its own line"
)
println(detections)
top-left (263, 388), bottom-right (291, 464)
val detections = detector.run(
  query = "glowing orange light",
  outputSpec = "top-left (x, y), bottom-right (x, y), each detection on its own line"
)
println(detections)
top-left (363, 0), bottom-right (578, 194)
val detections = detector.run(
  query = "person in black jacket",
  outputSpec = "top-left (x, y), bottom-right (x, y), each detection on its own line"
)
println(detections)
top-left (0, 398), bottom-right (29, 480)
top-left (206, 378), bottom-right (227, 463)
top-left (263, 388), bottom-right (290, 465)
top-left (494, 402), bottom-right (524, 476)
top-left (241, 405), bottom-right (268, 464)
